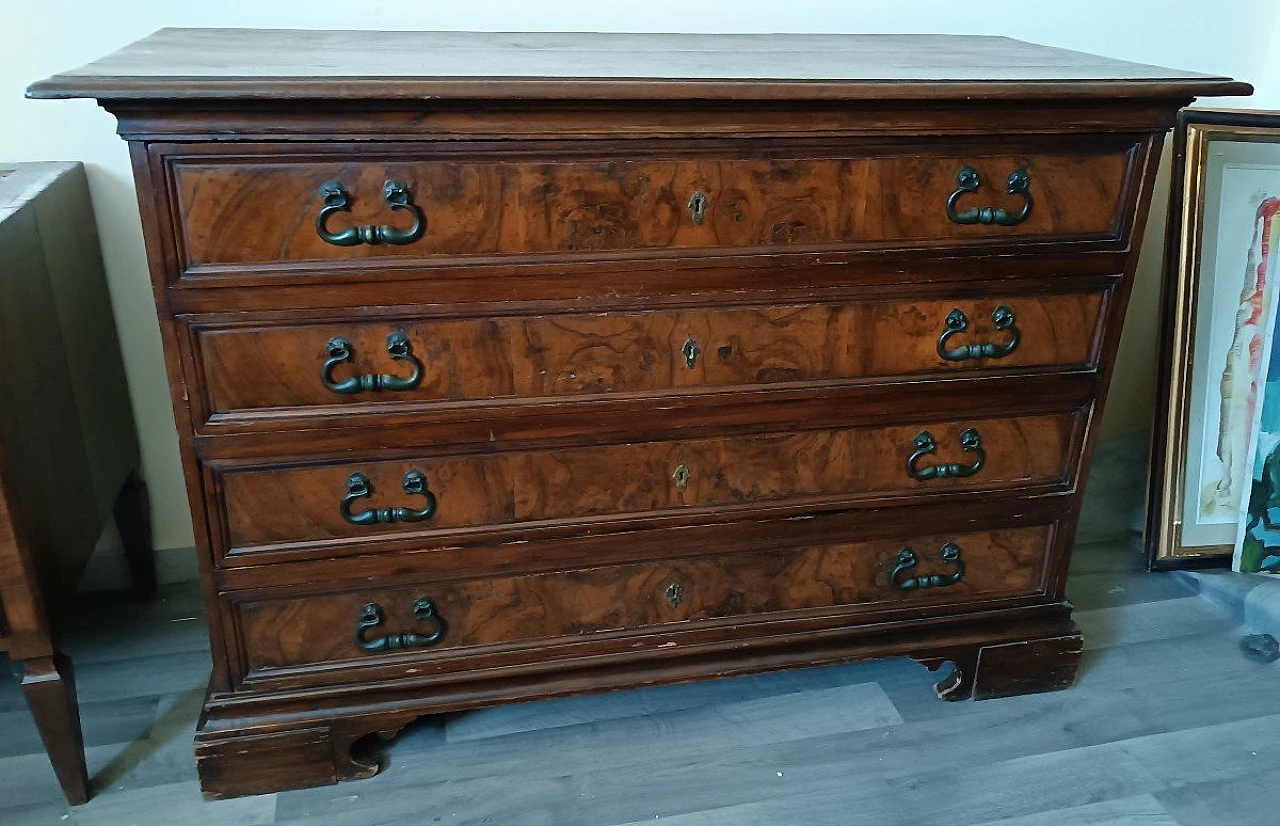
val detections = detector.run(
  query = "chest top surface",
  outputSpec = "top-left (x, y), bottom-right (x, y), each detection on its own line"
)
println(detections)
top-left (26, 28), bottom-right (1249, 102)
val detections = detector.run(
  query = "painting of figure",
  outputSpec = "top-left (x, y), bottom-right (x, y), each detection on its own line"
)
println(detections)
top-left (1202, 202), bottom-right (1277, 520)
top-left (1233, 197), bottom-right (1280, 572)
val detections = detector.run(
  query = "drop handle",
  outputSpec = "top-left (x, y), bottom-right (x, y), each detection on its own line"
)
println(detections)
top-left (316, 179), bottom-right (425, 246)
top-left (937, 306), bottom-right (1020, 361)
top-left (340, 470), bottom-right (437, 526)
top-left (907, 429), bottom-right (985, 481)
top-left (322, 330), bottom-right (424, 393)
top-left (355, 597), bottom-right (446, 652)
top-left (945, 165), bottom-right (1032, 226)
top-left (890, 542), bottom-right (966, 591)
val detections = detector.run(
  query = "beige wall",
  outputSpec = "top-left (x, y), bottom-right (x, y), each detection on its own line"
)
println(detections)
top-left (2, 2), bottom-right (1278, 556)
top-left (1260, 13), bottom-right (1280, 109)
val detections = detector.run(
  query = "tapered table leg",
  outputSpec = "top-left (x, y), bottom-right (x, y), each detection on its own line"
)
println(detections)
top-left (21, 652), bottom-right (90, 805)
top-left (113, 471), bottom-right (156, 602)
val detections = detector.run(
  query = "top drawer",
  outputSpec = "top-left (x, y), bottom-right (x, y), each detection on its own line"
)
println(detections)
top-left (166, 138), bottom-right (1140, 273)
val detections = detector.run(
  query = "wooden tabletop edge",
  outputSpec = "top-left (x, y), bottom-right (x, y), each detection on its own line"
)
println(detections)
top-left (24, 75), bottom-right (1254, 102)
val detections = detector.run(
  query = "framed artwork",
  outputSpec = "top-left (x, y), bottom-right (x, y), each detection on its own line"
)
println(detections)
top-left (1146, 109), bottom-right (1280, 569)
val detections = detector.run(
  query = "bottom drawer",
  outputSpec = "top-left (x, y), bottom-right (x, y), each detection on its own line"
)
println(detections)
top-left (231, 523), bottom-right (1052, 683)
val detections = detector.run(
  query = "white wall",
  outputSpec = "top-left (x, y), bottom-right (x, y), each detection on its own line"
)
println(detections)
top-left (2, 1), bottom-right (1278, 556)
top-left (1258, 11), bottom-right (1280, 108)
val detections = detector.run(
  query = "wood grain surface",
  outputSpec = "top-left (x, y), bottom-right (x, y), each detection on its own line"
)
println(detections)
top-left (234, 525), bottom-right (1051, 677)
top-left (214, 413), bottom-right (1075, 557)
top-left (171, 146), bottom-right (1133, 268)
top-left (25, 29), bottom-right (1249, 101)
top-left (193, 291), bottom-right (1104, 420)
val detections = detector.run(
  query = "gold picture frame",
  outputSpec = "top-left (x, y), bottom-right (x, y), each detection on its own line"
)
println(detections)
top-left (1147, 108), bottom-right (1280, 569)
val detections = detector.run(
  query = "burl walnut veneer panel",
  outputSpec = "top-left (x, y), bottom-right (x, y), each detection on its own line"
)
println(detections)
top-left (233, 524), bottom-right (1053, 683)
top-left (192, 290), bottom-right (1105, 423)
top-left (169, 145), bottom-right (1135, 269)
top-left (214, 413), bottom-right (1077, 561)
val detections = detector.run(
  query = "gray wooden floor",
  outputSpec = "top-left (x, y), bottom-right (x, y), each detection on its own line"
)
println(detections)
top-left (2, 451), bottom-right (1274, 824)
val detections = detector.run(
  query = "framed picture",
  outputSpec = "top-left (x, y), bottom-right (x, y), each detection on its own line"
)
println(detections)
top-left (1147, 109), bottom-right (1280, 569)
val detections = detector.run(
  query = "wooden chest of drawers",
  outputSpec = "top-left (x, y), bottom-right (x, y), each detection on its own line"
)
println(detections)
top-left (29, 29), bottom-right (1247, 798)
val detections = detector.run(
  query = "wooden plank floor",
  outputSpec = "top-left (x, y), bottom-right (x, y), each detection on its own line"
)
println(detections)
top-left (1, 473), bottom-right (1272, 822)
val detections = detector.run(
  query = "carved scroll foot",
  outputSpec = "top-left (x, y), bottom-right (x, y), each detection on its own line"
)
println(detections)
top-left (912, 647), bottom-right (979, 702)
top-left (331, 715), bottom-right (419, 781)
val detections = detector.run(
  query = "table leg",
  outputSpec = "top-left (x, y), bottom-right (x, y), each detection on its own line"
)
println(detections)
top-left (21, 652), bottom-right (90, 805)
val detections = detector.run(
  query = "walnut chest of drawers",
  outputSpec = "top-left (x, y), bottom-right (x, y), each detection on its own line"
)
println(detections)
top-left (29, 29), bottom-right (1248, 798)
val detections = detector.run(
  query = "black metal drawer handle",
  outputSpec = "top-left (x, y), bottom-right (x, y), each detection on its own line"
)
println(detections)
top-left (355, 597), bottom-right (446, 652)
top-left (890, 542), bottom-right (966, 591)
top-left (316, 179), bottom-right (425, 246)
top-left (937, 306), bottom-right (1020, 361)
top-left (945, 166), bottom-right (1032, 226)
top-left (907, 428), bottom-right (984, 481)
top-left (322, 330), bottom-right (423, 394)
top-left (341, 470), bottom-right (437, 526)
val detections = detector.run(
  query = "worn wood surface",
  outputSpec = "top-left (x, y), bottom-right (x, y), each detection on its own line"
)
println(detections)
top-left (25, 29), bottom-right (1249, 101)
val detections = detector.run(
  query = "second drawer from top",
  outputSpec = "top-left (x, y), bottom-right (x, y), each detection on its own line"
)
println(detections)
top-left (189, 287), bottom-right (1107, 427)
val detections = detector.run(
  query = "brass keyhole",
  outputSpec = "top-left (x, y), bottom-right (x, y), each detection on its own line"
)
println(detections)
top-left (672, 463), bottom-right (690, 492)
top-left (665, 583), bottom-right (685, 608)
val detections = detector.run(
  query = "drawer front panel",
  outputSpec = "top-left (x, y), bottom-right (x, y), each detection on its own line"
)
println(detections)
top-left (214, 412), bottom-right (1077, 557)
top-left (232, 524), bottom-right (1052, 677)
top-left (171, 143), bottom-right (1135, 269)
top-left (194, 291), bottom-right (1104, 421)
